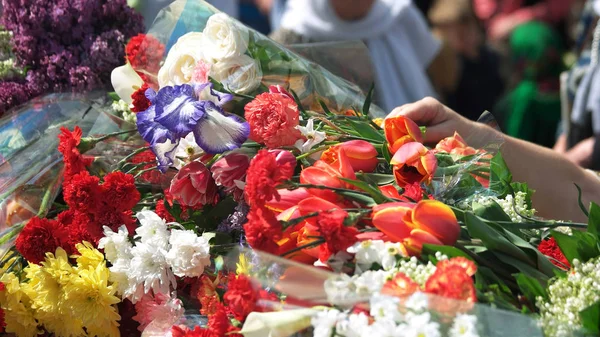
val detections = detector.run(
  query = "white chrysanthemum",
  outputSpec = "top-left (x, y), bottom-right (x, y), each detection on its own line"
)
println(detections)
top-left (336, 312), bottom-right (370, 337)
top-left (165, 229), bottom-right (211, 277)
top-left (449, 314), bottom-right (479, 337)
top-left (129, 242), bottom-right (176, 302)
top-left (311, 309), bottom-right (346, 337)
top-left (370, 293), bottom-right (402, 322)
top-left (98, 225), bottom-right (133, 263)
top-left (136, 210), bottom-right (171, 249)
top-left (405, 292), bottom-right (429, 312)
top-left (370, 319), bottom-right (401, 337)
top-left (108, 258), bottom-right (144, 301)
top-left (404, 312), bottom-right (441, 337)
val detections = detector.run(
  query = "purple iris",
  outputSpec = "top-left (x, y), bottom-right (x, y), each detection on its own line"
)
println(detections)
top-left (136, 83), bottom-right (250, 172)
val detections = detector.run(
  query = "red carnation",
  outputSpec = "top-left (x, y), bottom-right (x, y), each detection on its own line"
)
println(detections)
top-left (126, 34), bottom-right (165, 77)
top-left (63, 171), bottom-right (101, 213)
top-left (155, 199), bottom-right (175, 223)
top-left (102, 171), bottom-right (141, 212)
top-left (424, 265), bottom-right (477, 302)
top-left (57, 210), bottom-right (97, 254)
top-left (131, 83), bottom-right (152, 113)
top-left (402, 183), bottom-right (425, 202)
top-left (314, 209), bottom-right (358, 261)
top-left (170, 326), bottom-right (213, 337)
top-left (244, 150), bottom-right (295, 208)
top-left (58, 126), bottom-right (93, 182)
top-left (15, 217), bottom-right (68, 264)
top-left (243, 206), bottom-right (282, 254)
top-left (244, 92), bottom-right (302, 148)
top-left (538, 237), bottom-right (570, 269)
top-left (131, 148), bottom-right (161, 184)
top-left (208, 303), bottom-right (230, 336)
top-left (223, 273), bottom-right (258, 322)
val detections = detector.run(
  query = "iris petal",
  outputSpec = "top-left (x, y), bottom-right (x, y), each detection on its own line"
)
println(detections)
top-left (152, 138), bottom-right (180, 173)
top-left (192, 102), bottom-right (249, 154)
top-left (154, 85), bottom-right (205, 138)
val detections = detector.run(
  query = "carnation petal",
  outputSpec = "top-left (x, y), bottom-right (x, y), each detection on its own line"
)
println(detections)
top-left (193, 103), bottom-right (250, 154)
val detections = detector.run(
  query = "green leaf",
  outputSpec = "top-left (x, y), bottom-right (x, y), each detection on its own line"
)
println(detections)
top-left (472, 200), bottom-right (512, 222)
top-left (382, 142), bottom-right (392, 164)
top-left (318, 99), bottom-right (334, 117)
top-left (493, 252), bottom-right (550, 284)
top-left (339, 178), bottom-right (391, 204)
top-left (551, 230), bottom-right (600, 265)
top-left (510, 182), bottom-right (535, 209)
top-left (464, 212), bottom-right (531, 263)
top-left (290, 89), bottom-right (307, 116)
top-left (362, 83), bottom-right (375, 116)
top-left (580, 301), bottom-right (600, 335)
top-left (346, 118), bottom-right (385, 143)
top-left (588, 202), bottom-right (600, 237)
top-left (489, 153), bottom-right (512, 195)
top-left (356, 173), bottom-right (395, 186)
top-left (552, 231), bottom-right (581, 263)
top-left (214, 255), bottom-right (225, 272)
top-left (575, 184), bottom-right (590, 218)
top-left (337, 191), bottom-right (377, 207)
top-left (107, 92), bottom-right (120, 101)
top-left (516, 273), bottom-right (549, 303)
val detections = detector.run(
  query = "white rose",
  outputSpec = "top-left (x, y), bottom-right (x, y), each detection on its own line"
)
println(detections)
top-left (157, 32), bottom-right (205, 87)
top-left (202, 13), bottom-right (249, 62)
top-left (211, 55), bottom-right (262, 94)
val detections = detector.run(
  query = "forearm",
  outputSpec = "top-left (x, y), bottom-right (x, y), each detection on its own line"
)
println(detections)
top-left (479, 124), bottom-right (600, 222)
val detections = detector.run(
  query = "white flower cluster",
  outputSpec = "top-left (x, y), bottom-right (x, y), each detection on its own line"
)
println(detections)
top-left (537, 257), bottom-right (600, 337)
top-left (347, 240), bottom-right (406, 273)
top-left (461, 191), bottom-right (535, 223)
top-left (111, 99), bottom-right (137, 124)
top-left (312, 292), bottom-right (480, 337)
top-left (324, 253), bottom-right (448, 305)
top-left (98, 210), bottom-right (211, 303)
top-left (158, 13), bottom-right (261, 94)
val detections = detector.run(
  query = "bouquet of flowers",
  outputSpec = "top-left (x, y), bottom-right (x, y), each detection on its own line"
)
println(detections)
top-left (0, 1), bottom-right (598, 336)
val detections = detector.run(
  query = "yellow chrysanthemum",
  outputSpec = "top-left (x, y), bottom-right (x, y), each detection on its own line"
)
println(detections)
top-left (0, 273), bottom-right (41, 337)
top-left (236, 253), bottom-right (251, 275)
top-left (21, 263), bottom-right (63, 312)
top-left (35, 309), bottom-right (85, 337)
top-left (73, 241), bottom-right (105, 270)
top-left (63, 263), bottom-right (121, 336)
top-left (41, 247), bottom-right (75, 286)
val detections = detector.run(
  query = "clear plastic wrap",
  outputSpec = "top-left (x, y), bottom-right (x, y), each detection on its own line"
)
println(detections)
top-left (134, 0), bottom-right (385, 117)
top-left (219, 247), bottom-right (553, 337)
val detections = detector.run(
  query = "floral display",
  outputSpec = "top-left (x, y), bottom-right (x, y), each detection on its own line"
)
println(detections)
top-left (0, 1), bottom-right (599, 337)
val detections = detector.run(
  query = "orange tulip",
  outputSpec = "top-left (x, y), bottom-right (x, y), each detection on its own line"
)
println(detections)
top-left (391, 142), bottom-right (437, 187)
top-left (266, 188), bottom-right (312, 214)
top-left (372, 200), bottom-right (459, 255)
top-left (384, 115), bottom-right (423, 154)
top-left (435, 132), bottom-right (480, 156)
top-left (300, 150), bottom-right (356, 201)
top-left (321, 140), bottom-right (378, 173)
top-left (379, 185), bottom-right (402, 200)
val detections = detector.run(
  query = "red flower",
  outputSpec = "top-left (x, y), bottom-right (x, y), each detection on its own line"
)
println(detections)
top-left (211, 152), bottom-right (250, 201)
top-left (155, 199), bottom-right (175, 223)
top-left (244, 92), bottom-right (302, 148)
top-left (244, 150), bottom-right (295, 208)
top-left (126, 34), bottom-right (165, 81)
top-left (58, 126), bottom-right (93, 182)
top-left (15, 217), bottom-right (68, 264)
top-left (314, 209), bottom-right (358, 261)
top-left (223, 273), bottom-right (258, 322)
top-left (131, 83), bottom-right (152, 113)
top-left (170, 161), bottom-right (219, 208)
top-left (131, 148), bottom-right (162, 184)
top-left (57, 210), bottom-right (97, 253)
top-left (193, 275), bottom-right (220, 316)
top-left (102, 171), bottom-right (141, 212)
top-left (63, 171), bottom-right (101, 213)
top-left (243, 206), bottom-right (282, 254)
top-left (381, 272), bottom-right (420, 298)
top-left (171, 326), bottom-right (214, 337)
top-left (402, 183), bottom-right (425, 202)
top-left (538, 237), bottom-right (570, 268)
top-left (208, 303), bottom-right (230, 336)
top-left (425, 265), bottom-right (477, 302)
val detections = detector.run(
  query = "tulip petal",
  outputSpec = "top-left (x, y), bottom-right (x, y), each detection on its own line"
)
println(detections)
top-left (267, 188), bottom-right (311, 213)
top-left (193, 102), bottom-right (250, 154)
top-left (390, 142), bottom-right (427, 165)
top-left (111, 63), bottom-right (143, 104)
top-left (385, 116), bottom-right (423, 153)
top-left (411, 200), bottom-right (459, 245)
top-left (372, 203), bottom-right (414, 242)
top-left (298, 197), bottom-right (342, 214)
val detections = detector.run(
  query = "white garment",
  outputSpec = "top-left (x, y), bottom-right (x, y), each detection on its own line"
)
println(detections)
top-left (280, 0), bottom-right (440, 112)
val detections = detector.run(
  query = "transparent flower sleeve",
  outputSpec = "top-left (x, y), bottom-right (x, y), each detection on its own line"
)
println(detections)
top-left (134, 0), bottom-right (385, 117)
top-left (221, 247), bottom-right (565, 337)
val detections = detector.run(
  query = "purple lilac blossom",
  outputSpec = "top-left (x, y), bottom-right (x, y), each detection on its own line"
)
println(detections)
top-left (217, 201), bottom-right (249, 234)
top-left (0, 0), bottom-right (144, 115)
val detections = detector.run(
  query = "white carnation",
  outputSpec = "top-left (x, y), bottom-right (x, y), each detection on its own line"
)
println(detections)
top-left (165, 229), bottom-right (211, 278)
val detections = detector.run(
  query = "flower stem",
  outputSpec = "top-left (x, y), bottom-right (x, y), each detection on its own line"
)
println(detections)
top-left (115, 146), bottom-right (150, 171)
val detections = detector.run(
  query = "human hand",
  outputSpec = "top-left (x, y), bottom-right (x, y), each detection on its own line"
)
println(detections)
top-left (565, 137), bottom-right (595, 167)
top-left (386, 97), bottom-right (478, 145)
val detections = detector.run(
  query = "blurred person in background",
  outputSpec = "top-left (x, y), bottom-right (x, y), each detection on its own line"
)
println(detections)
top-left (428, 0), bottom-right (504, 121)
top-left (268, 0), bottom-right (457, 114)
top-left (473, 0), bottom-right (575, 42)
top-left (494, 21), bottom-right (566, 148)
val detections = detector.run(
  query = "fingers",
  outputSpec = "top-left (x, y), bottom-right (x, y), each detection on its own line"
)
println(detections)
top-left (387, 97), bottom-right (446, 126)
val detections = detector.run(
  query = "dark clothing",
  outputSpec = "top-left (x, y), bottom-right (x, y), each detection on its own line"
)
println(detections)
top-left (445, 46), bottom-right (504, 121)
